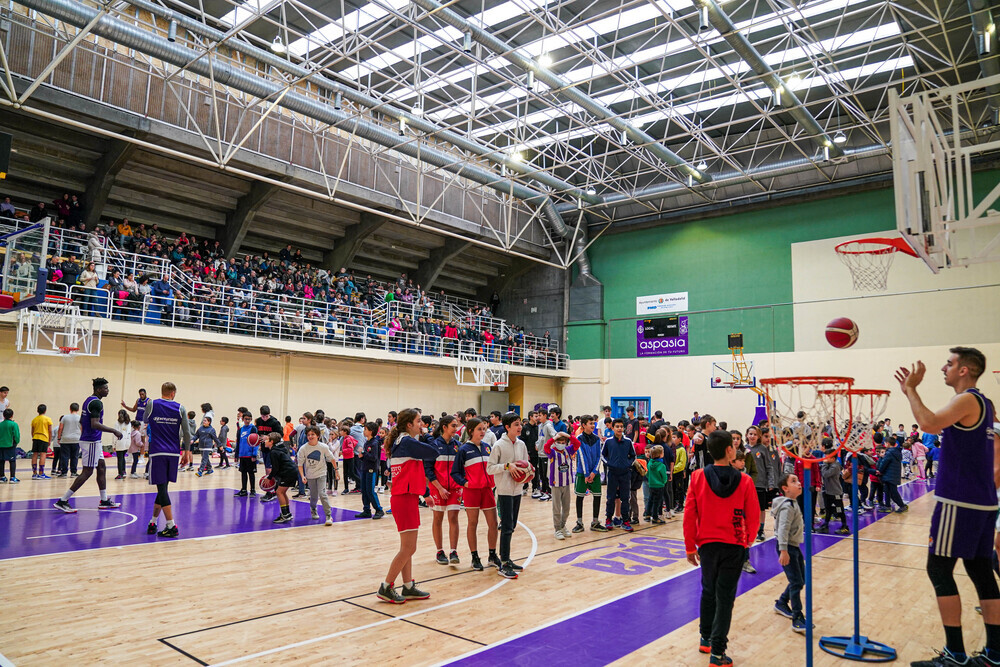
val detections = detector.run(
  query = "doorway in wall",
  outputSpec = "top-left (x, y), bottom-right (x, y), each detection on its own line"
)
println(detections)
top-left (610, 397), bottom-right (651, 419)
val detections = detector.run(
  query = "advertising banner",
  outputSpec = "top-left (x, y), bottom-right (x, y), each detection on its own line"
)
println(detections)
top-left (636, 316), bottom-right (689, 357)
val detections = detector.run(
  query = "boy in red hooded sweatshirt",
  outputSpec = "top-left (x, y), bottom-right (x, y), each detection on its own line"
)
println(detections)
top-left (683, 429), bottom-right (759, 667)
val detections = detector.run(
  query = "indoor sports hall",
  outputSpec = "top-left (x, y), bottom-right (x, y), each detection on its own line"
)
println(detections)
top-left (0, 0), bottom-right (998, 664)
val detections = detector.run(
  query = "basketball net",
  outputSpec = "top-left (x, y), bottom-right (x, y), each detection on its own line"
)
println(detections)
top-left (760, 376), bottom-right (854, 463)
top-left (823, 388), bottom-right (890, 454)
top-left (835, 237), bottom-right (917, 292)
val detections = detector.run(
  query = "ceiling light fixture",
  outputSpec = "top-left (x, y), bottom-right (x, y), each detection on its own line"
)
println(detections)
top-left (271, 35), bottom-right (286, 54)
top-left (538, 53), bottom-right (552, 67)
top-left (786, 71), bottom-right (802, 90)
top-left (586, 187), bottom-right (596, 196)
top-left (510, 150), bottom-right (524, 163)
top-left (833, 130), bottom-right (847, 144)
top-left (696, 159), bottom-right (708, 171)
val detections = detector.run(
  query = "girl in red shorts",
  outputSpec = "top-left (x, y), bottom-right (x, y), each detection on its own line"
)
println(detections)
top-left (450, 418), bottom-right (501, 572)
top-left (377, 408), bottom-right (438, 604)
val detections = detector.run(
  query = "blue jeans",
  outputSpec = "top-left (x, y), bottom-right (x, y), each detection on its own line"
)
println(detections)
top-left (777, 544), bottom-right (805, 617)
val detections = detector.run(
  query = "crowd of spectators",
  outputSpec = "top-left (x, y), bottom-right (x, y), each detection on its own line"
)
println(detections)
top-left (2, 193), bottom-right (561, 367)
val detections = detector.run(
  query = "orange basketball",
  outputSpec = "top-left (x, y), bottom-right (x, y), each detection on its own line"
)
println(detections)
top-left (825, 317), bottom-right (859, 349)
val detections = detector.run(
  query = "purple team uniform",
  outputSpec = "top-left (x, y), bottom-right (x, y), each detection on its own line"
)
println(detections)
top-left (928, 388), bottom-right (998, 559)
top-left (146, 398), bottom-right (188, 485)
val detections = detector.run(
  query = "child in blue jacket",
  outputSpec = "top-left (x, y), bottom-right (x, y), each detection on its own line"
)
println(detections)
top-left (235, 412), bottom-right (259, 497)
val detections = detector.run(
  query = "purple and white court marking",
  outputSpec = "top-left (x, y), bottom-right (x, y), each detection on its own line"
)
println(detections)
top-left (0, 488), bottom-right (360, 561)
top-left (446, 479), bottom-right (934, 666)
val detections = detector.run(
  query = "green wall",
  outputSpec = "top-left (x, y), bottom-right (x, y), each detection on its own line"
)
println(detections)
top-left (567, 186), bottom-right (898, 360)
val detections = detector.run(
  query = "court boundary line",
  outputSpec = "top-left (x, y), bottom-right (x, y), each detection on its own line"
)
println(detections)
top-left (196, 522), bottom-right (538, 667)
top-left (0, 651), bottom-right (15, 667)
top-left (342, 601), bottom-right (488, 647)
top-left (436, 477), bottom-right (932, 665)
top-left (160, 521), bottom-right (674, 644)
top-left (158, 639), bottom-right (209, 666)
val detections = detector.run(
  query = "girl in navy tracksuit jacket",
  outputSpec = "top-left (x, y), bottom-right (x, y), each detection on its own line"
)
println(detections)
top-left (377, 409), bottom-right (438, 605)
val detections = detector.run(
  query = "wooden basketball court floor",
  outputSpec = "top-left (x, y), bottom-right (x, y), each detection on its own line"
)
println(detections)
top-left (0, 471), bottom-right (984, 666)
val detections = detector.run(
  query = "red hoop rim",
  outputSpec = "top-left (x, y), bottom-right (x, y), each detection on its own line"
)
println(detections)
top-left (44, 296), bottom-right (73, 305)
top-left (58, 346), bottom-right (79, 354)
top-left (781, 444), bottom-right (841, 465)
top-left (759, 376), bottom-right (854, 387)
top-left (818, 388), bottom-right (890, 396)
top-left (834, 237), bottom-right (919, 258)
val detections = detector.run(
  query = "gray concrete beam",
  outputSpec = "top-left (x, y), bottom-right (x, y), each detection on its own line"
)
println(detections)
top-left (414, 238), bottom-right (474, 291)
top-left (221, 175), bottom-right (291, 259)
top-left (323, 213), bottom-right (389, 272)
top-left (83, 136), bottom-right (142, 228)
top-left (475, 256), bottom-right (536, 303)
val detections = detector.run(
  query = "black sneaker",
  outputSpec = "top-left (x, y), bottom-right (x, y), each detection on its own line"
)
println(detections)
top-left (910, 648), bottom-right (972, 666)
top-left (436, 550), bottom-right (449, 565)
top-left (273, 513), bottom-right (292, 524)
top-left (774, 600), bottom-right (794, 619)
top-left (147, 521), bottom-right (157, 535)
top-left (355, 511), bottom-right (373, 519)
top-left (498, 563), bottom-right (518, 579)
top-left (709, 653), bottom-right (733, 666)
top-left (157, 525), bottom-right (179, 538)
top-left (401, 581), bottom-right (430, 600)
top-left (471, 554), bottom-right (484, 571)
top-left (98, 499), bottom-right (121, 510)
top-left (505, 560), bottom-right (523, 572)
top-left (591, 521), bottom-right (609, 532)
top-left (53, 499), bottom-right (77, 514)
top-left (488, 553), bottom-right (503, 570)
top-left (261, 492), bottom-right (276, 503)
top-left (373, 510), bottom-right (385, 519)
top-left (449, 551), bottom-right (460, 565)
top-left (756, 531), bottom-right (765, 542)
top-left (896, 505), bottom-right (909, 513)
top-left (376, 582), bottom-right (405, 604)
top-left (571, 520), bottom-right (585, 533)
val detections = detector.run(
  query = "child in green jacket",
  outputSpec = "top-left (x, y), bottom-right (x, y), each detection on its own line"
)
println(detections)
top-left (0, 408), bottom-right (21, 483)
top-left (647, 445), bottom-right (669, 524)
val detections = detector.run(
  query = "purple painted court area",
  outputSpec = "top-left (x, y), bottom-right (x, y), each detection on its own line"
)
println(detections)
top-left (451, 479), bottom-right (934, 666)
top-left (0, 488), bottom-right (359, 560)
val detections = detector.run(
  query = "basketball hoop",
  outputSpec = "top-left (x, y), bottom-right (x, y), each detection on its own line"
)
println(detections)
top-left (835, 237), bottom-right (917, 292)
top-left (58, 346), bottom-right (78, 362)
top-left (822, 388), bottom-right (890, 453)
top-left (759, 376), bottom-right (854, 463)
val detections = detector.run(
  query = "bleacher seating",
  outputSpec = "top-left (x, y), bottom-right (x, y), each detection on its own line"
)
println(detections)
top-left (1, 208), bottom-right (567, 371)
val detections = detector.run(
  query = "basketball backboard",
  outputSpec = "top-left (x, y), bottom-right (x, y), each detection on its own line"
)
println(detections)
top-left (0, 218), bottom-right (49, 311)
top-left (890, 74), bottom-right (1000, 273)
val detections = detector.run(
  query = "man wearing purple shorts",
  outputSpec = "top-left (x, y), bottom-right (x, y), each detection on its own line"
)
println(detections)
top-left (897, 347), bottom-right (1000, 667)
top-left (145, 382), bottom-right (190, 538)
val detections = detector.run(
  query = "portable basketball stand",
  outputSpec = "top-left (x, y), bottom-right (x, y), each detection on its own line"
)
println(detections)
top-left (711, 333), bottom-right (769, 424)
top-left (818, 389), bottom-right (896, 663)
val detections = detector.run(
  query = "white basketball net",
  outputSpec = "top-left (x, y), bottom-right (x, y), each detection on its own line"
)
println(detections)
top-left (761, 377), bottom-right (853, 461)
top-left (835, 240), bottom-right (898, 292)
top-left (828, 389), bottom-right (890, 453)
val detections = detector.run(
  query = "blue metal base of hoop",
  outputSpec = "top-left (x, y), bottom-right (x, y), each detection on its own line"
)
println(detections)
top-left (819, 635), bottom-right (897, 662)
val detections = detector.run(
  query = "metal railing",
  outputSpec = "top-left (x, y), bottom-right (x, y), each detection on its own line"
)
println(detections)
top-left (44, 287), bottom-right (568, 371)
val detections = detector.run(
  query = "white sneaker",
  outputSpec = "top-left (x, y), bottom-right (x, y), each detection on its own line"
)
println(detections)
top-left (561, 527), bottom-right (571, 537)
top-left (554, 530), bottom-right (565, 540)
top-left (324, 517), bottom-right (333, 526)
top-left (667, 510), bottom-right (674, 519)
top-left (328, 490), bottom-right (338, 496)
top-left (129, 473), bottom-right (140, 479)
top-left (531, 490), bottom-right (541, 498)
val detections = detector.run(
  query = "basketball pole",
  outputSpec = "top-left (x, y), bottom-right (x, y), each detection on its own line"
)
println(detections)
top-left (817, 457), bottom-right (896, 662)
top-left (804, 462), bottom-right (815, 667)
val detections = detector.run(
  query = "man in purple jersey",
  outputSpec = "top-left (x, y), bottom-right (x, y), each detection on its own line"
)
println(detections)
top-left (53, 378), bottom-right (123, 513)
top-left (897, 347), bottom-right (1000, 667)
top-left (145, 382), bottom-right (188, 538)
